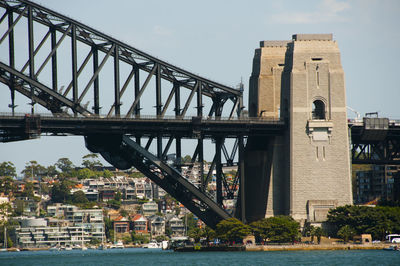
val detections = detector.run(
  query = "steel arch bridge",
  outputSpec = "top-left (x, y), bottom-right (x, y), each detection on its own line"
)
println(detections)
top-left (0, 0), bottom-right (286, 228)
top-left (2, 0), bottom-right (400, 228)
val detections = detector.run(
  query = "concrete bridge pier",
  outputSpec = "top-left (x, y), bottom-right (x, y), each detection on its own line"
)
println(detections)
top-left (242, 136), bottom-right (275, 223)
top-left (243, 34), bottom-right (353, 225)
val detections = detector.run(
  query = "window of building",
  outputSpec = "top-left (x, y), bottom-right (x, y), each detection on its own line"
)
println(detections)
top-left (312, 100), bottom-right (325, 120)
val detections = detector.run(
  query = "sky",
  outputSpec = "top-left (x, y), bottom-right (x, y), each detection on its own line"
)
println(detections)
top-left (0, 0), bottom-right (399, 174)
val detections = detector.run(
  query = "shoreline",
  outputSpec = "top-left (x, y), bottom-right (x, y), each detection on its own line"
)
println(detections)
top-left (245, 243), bottom-right (396, 251)
top-left (4, 243), bottom-right (397, 252)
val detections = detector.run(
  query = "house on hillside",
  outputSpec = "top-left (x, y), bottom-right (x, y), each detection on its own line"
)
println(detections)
top-left (113, 216), bottom-right (130, 234)
top-left (148, 215), bottom-right (165, 237)
top-left (131, 214), bottom-right (148, 234)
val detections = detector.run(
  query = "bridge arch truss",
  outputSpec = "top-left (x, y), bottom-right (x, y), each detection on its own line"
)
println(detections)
top-left (0, 0), bottom-right (258, 228)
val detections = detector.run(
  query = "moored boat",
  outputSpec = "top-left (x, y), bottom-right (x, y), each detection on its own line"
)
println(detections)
top-left (383, 245), bottom-right (399, 251)
top-left (110, 240), bottom-right (124, 249)
top-left (144, 240), bottom-right (161, 249)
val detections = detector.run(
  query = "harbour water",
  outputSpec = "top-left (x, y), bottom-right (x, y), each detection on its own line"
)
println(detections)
top-left (0, 248), bottom-right (399, 266)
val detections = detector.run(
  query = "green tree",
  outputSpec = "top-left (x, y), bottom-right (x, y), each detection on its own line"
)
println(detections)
top-left (250, 216), bottom-right (299, 243)
top-left (0, 161), bottom-right (16, 177)
top-left (312, 227), bottom-right (324, 244)
top-left (55, 158), bottom-right (75, 174)
top-left (216, 218), bottom-right (251, 243)
top-left (76, 168), bottom-right (96, 180)
top-left (82, 154), bottom-right (102, 170)
top-left (188, 227), bottom-right (203, 243)
top-left (165, 226), bottom-right (172, 237)
top-left (337, 225), bottom-right (356, 243)
top-left (155, 235), bottom-right (167, 242)
top-left (0, 202), bottom-right (11, 225)
top-left (327, 205), bottom-right (400, 240)
top-left (130, 171), bottom-right (145, 178)
top-left (119, 209), bottom-right (128, 217)
top-left (115, 191), bottom-right (122, 201)
top-left (102, 170), bottom-right (113, 178)
top-left (108, 199), bottom-right (121, 210)
top-left (72, 190), bottom-right (89, 204)
top-left (46, 165), bottom-right (59, 177)
top-left (122, 234), bottom-right (133, 244)
top-left (250, 219), bottom-right (270, 242)
top-left (104, 216), bottom-right (113, 240)
top-left (181, 155), bottom-right (192, 164)
top-left (13, 199), bottom-right (24, 216)
top-left (21, 161), bottom-right (47, 180)
top-left (51, 180), bottom-right (71, 203)
top-left (174, 206), bottom-right (181, 216)
top-left (21, 182), bottom-right (35, 198)
top-left (131, 233), bottom-right (149, 244)
top-left (0, 176), bottom-right (16, 194)
top-left (202, 226), bottom-right (216, 244)
top-left (0, 217), bottom-right (18, 248)
top-left (40, 182), bottom-right (50, 195)
top-left (89, 238), bottom-right (101, 245)
top-left (182, 213), bottom-right (198, 232)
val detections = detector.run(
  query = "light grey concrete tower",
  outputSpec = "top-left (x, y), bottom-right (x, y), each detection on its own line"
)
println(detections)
top-left (287, 34), bottom-right (352, 222)
top-left (246, 34), bottom-right (353, 224)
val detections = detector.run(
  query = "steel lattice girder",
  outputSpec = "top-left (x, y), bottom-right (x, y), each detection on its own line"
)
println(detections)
top-left (84, 134), bottom-right (231, 228)
top-left (351, 139), bottom-right (400, 165)
top-left (0, 0), bottom-right (250, 227)
top-left (0, 0), bottom-right (242, 119)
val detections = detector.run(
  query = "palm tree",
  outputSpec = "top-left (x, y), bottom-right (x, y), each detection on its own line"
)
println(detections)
top-left (337, 225), bottom-right (356, 243)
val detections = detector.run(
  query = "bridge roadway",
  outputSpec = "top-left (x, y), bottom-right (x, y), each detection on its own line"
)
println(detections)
top-left (1, 114), bottom-right (400, 140)
top-left (348, 119), bottom-right (400, 139)
top-left (0, 113), bottom-right (285, 140)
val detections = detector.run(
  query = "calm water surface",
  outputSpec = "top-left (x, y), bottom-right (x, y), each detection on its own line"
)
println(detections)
top-left (0, 248), bottom-right (399, 266)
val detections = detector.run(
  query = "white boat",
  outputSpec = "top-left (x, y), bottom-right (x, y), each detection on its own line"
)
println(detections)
top-left (110, 240), bottom-right (124, 249)
top-left (161, 240), bottom-right (169, 250)
top-left (71, 244), bottom-right (87, 250)
top-left (49, 246), bottom-right (60, 251)
top-left (62, 245), bottom-right (73, 251)
top-left (145, 240), bottom-right (161, 249)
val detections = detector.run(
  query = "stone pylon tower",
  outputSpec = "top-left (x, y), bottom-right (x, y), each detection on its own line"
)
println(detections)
top-left (246, 34), bottom-right (353, 224)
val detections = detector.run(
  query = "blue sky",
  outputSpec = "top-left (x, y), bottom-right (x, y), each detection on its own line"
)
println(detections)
top-left (0, 0), bottom-right (399, 174)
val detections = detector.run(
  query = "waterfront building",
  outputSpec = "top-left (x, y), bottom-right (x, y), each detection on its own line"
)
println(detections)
top-left (356, 165), bottom-right (400, 203)
top-left (99, 188), bottom-right (116, 201)
top-left (134, 178), bottom-right (153, 199)
top-left (113, 216), bottom-right (130, 234)
top-left (142, 201), bottom-right (158, 217)
top-left (46, 204), bottom-right (105, 242)
top-left (165, 215), bottom-right (185, 237)
top-left (131, 214), bottom-right (148, 234)
top-left (148, 215), bottom-right (165, 237)
top-left (13, 217), bottom-right (104, 248)
top-left (13, 197), bottom-right (40, 217)
top-left (121, 185), bottom-right (136, 200)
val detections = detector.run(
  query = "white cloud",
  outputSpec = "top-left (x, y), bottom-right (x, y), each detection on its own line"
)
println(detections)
top-left (270, 0), bottom-right (351, 24)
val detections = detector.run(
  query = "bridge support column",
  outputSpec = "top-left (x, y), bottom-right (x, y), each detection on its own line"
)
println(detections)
top-left (242, 136), bottom-right (275, 223)
top-left (215, 137), bottom-right (223, 205)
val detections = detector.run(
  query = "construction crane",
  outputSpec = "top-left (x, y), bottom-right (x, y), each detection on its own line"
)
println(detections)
top-left (346, 106), bottom-right (361, 122)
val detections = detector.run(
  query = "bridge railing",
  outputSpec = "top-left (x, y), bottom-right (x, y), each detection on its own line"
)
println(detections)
top-left (347, 118), bottom-right (400, 126)
top-left (0, 112), bottom-right (283, 123)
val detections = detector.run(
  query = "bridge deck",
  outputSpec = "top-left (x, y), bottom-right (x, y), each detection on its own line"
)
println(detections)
top-left (0, 113), bottom-right (285, 138)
